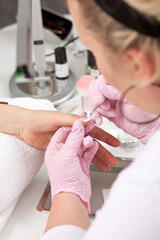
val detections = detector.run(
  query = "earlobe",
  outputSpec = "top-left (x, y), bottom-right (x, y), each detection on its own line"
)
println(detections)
top-left (125, 48), bottom-right (155, 83)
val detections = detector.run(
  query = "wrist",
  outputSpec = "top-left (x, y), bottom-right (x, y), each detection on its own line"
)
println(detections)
top-left (45, 192), bottom-right (90, 233)
top-left (53, 192), bottom-right (89, 215)
top-left (52, 190), bottom-right (90, 213)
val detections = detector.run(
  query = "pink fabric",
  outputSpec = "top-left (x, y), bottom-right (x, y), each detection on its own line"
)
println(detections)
top-left (45, 120), bottom-right (99, 213)
top-left (89, 75), bottom-right (160, 144)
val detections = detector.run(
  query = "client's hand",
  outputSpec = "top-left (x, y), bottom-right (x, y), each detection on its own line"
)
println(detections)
top-left (21, 109), bottom-right (119, 171)
top-left (45, 120), bottom-right (99, 212)
top-left (21, 110), bottom-right (79, 150)
top-left (89, 75), bottom-right (160, 144)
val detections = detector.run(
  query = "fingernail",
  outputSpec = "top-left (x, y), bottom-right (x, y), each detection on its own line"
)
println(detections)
top-left (104, 165), bottom-right (111, 172)
top-left (112, 159), bottom-right (119, 166)
top-left (79, 117), bottom-right (90, 122)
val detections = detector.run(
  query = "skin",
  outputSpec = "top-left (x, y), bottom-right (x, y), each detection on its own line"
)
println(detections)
top-left (44, 0), bottom-right (160, 234)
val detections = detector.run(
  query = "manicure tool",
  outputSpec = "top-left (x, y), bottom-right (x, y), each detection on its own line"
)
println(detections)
top-left (90, 104), bottom-right (99, 116)
top-left (83, 104), bottom-right (99, 122)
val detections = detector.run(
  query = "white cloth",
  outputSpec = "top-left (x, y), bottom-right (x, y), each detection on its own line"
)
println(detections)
top-left (42, 129), bottom-right (160, 240)
top-left (0, 97), bottom-right (56, 232)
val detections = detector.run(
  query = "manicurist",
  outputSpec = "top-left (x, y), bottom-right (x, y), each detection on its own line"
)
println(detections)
top-left (42, 0), bottom-right (160, 240)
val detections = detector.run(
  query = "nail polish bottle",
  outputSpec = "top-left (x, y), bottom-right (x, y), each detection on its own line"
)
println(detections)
top-left (55, 47), bottom-right (69, 79)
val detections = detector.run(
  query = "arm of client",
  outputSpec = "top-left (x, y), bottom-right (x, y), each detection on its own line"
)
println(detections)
top-left (0, 104), bottom-right (120, 171)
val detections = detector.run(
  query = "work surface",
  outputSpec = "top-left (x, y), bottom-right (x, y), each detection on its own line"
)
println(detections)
top-left (0, 24), bottom-right (143, 240)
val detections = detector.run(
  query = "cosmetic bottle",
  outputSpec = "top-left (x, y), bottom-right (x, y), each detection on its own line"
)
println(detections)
top-left (55, 47), bottom-right (69, 79)
top-left (87, 50), bottom-right (100, 77)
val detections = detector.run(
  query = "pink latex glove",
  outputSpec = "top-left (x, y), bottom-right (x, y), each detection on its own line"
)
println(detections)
top-left (89, 75), bottom-right (160, 144)
top-left (45, 120), bottom-right (99, 213)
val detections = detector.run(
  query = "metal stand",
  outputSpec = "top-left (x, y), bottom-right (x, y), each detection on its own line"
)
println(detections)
top-left (9, 0), bottom-right (76, 105)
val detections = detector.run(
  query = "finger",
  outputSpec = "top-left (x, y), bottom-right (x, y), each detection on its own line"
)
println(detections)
top-left (85, 119), bottom-right (96, 134)
top-left (80, 141), bottom-right (99, 177)
top-left (97, 105), bottom-right (117, 118)
top-left (83, 136), bottom-right (93, 149)
top-left (50, 127), bottom-right (71, 143)
top-left (96, 143), bottom-right (118, 166)
top-left (92, 156), bottom-right (111, 172)
top-left (88, 126), bottom-right (120, 147)
top-left (51, 112), bottom-right (80, 129)
top-left (99, 84), bottom-right (121, 100)
top-left (89, 77), bottom-right (106, 105)
top-left (64, 120), bottom-right (84, 150)
top-left (77, 111), bottom-right (87, 117)
top-left (83, 141), bottom-right (99, 164)
top-left (100, 99), bottom-right (111, 110)
top-left (52, 111), bottom-right (90, 132)
top-left (91, 112), bottom-right (103, 126)
top-left (47, 127), bottom-right (71, 151)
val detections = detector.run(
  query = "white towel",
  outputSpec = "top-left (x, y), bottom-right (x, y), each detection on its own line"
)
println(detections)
top-left (0, 97), bottom-right (56, 232)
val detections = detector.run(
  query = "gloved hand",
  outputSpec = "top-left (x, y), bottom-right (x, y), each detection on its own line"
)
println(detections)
top-left (89, 75), bottom-right (160, 144)
top-left (45, 120), bottom-right (99, 213)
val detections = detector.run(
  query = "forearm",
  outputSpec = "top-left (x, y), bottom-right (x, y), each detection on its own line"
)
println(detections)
top-left (0, 104), bottom-right (30, 138)
top-left (44, 193), bottom-right (90, 234)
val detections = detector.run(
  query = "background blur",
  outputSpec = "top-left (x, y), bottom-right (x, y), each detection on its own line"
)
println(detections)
top-left (0, 0), bottom-right (68, 29)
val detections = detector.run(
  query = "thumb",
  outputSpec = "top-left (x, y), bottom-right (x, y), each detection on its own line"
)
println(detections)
top-left (47, 127), bottom-right (71, 151)
top-left (99, 84), bottom-right (121, 100)
top-left (83, 141), bottom-right (99, 164)
top-left (63, 120), bottom-right (85, 151)
top-left (89, 77), bottom-right (106, 105)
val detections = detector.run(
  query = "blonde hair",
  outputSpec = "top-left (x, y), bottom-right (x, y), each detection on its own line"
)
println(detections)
top-left (76, 0), bottom-right (160, 85)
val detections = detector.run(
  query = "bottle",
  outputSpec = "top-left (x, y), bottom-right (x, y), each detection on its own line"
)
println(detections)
top-left (87, 50), bottom-right (100, 77)
top-left (55, 47), bottom-right (69, 79)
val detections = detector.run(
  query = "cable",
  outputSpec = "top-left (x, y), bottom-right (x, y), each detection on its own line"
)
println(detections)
top-left (63, 36), bottom-right (79, 47)
top-left (45, 36), bottom-right (79, 57)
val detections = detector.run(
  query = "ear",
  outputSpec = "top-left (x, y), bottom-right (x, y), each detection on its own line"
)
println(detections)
top-left (124, 48), bottom-right (155, 83)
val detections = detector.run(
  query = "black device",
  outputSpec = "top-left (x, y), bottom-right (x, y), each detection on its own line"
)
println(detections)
top-left (42, 8), bottom-right (72, 40)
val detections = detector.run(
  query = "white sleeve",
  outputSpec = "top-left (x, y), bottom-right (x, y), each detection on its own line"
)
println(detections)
top-left (82, 130), bottom-right (160, 240)
top-left (42, 130), bottom-right (160, 240)
top-left (41, 225), bottom-right (86, 240)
